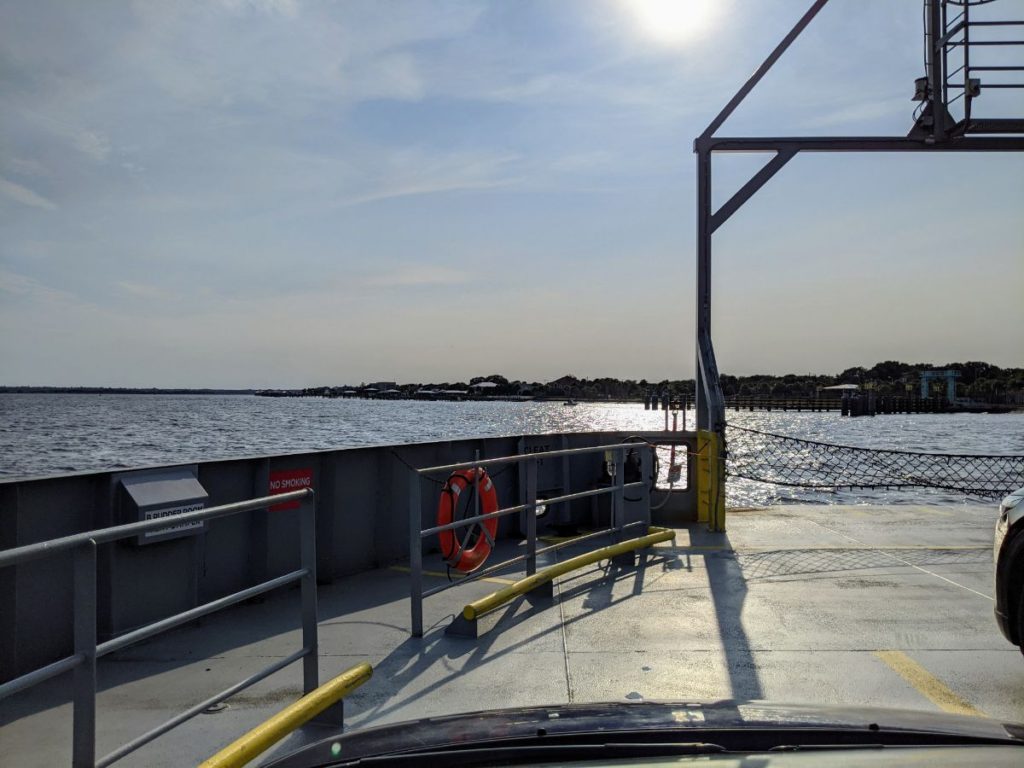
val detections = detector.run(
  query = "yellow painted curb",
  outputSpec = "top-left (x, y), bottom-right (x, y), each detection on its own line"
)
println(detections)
top-left (199, 662), bottom-right (373, 768)
top-left (462, 527), bottom-right (675, 621)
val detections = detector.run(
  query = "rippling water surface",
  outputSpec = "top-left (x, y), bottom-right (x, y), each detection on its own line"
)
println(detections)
top-left (1, 393), bottom-right (1021, 506)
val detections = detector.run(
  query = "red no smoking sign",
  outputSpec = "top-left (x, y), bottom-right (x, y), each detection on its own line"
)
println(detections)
top-left (268, 468), bottom-right (313, 511)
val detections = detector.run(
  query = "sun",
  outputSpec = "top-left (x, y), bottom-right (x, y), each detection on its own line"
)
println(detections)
top-left (624, 0), bottom-right (723, 46)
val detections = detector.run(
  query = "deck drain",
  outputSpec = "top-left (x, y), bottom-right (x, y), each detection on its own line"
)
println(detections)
top-left (203, 702), bottom-right (229, 714)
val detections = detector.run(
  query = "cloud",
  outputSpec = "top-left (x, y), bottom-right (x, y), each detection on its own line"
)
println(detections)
top-left (335, 152), bottom-right (523, 208)
top-left (0, 269), bottom-right (74, 301)
top-left (0, 176), bottom-right (57, 210)
top-left (73, 130), bottom-right (111, 162)
top-left (117, 280), bottom-right (169, 300)
top-left (217, 0), bottom-right (299, 17)
top-left (550, 150), bottom-right (617, 173)
top-left (801, 96), bottom-right (910, 131)
top-left (363, 265), bottom-right (473, 287)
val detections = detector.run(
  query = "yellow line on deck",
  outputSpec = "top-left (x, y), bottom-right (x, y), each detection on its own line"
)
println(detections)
top-left (874, 650), bottom-right (983, 717)
top-left (660, 545), bottom-right (990, 553)
top-left (389, 565), bottom-right (516, 585)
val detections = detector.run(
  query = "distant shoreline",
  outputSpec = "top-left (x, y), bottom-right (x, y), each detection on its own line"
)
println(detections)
top-left (0, 387), bottom-right (257, 395)
top-left (0, 387), bottom-right (634, 403)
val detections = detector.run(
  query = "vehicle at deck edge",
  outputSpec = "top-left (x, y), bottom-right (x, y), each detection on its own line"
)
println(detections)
top-left (265, 701), bottom-right (1024, 767)
top-left (994, 487), bottom-right (1024, 651)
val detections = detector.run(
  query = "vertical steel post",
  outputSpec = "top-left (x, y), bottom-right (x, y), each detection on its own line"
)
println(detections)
top-left (299, 492), bottom-right (319, 695)
top-left (72, 540), bottom-right (97, 768)
top-left (613, 448), bottom-right (626, 538)
top-left (695, 146), bottom-right (713, 432)
top-left (926, 0), bottom-right (947, 141)
top-left (473, 449), bottom-right (480, 523)
top-left (409, 472), bottom-right (423, 637)
top-left (525, 459), bottom-right (538, 576)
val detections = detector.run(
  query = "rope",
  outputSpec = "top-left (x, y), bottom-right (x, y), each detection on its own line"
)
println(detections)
top-left (725, 425), bottom-right (1024, 499)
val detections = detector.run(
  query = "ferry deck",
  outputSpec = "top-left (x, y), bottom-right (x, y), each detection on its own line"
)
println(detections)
top-left (3, 501), bottom-right (1021, 767)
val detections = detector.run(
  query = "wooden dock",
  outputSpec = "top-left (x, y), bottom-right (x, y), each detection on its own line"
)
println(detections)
top-left (722, 395), bottom-right (950, 416)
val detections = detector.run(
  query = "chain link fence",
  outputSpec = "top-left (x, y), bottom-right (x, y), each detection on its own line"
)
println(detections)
top-left (726, 425), bottom-right (1024, 500)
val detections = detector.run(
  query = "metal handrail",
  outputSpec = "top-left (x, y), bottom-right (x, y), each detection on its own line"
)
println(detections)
top-left (416, 442), bottom-right (660, 475)
top-left (0, 490), bottom-right (310, 567)
top-left (420, 481), bottom-right (645, 537)
top-left (408, 441), bottom-right (656, 636)
top-left (0, 487), bottom-right (320, 768)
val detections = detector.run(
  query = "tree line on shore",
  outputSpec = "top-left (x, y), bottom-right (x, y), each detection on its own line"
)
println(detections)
top-left (3, 361), bottom-right (1021, 402)
top-left (316, 360), bottom-right (1023, 402)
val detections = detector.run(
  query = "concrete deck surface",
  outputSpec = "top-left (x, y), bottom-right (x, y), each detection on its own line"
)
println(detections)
top-left (2, 503), bottom-right (1022, 766)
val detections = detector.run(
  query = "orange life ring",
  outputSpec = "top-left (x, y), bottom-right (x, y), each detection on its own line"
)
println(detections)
top-left (437, 468), bottom-right (499, 573)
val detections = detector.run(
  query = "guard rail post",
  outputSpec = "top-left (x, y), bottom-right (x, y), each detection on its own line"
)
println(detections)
top-left (610, 447), bottom-right (635, 567)
top-left (519, 456), bottom-right (553, 607)
top-left (409, 471), bottom-right (423, 638)
top-left (525, 459), bottom-right (537, 576)
top-left (299, 491), bottom-right (319, 696)
top-left (72, 539), bottom-right (98, 768)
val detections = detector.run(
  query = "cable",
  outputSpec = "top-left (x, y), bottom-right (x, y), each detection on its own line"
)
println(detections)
top-left (619, 435), bottom-right (682, 510)
top-left (388, 449), bottom-right (445, 485)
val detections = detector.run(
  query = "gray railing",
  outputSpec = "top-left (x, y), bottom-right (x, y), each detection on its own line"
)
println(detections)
top-left (408, 442), bottom-right (654, 636)
top-left (0, 488), bottom-right (318, 768)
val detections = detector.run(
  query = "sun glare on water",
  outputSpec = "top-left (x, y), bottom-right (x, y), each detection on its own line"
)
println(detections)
top-left (624, 0), bottom-right (723, 45)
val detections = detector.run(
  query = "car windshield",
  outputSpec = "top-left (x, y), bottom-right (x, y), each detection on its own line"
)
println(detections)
top-left (1, 2), bottom-right (1024, 767)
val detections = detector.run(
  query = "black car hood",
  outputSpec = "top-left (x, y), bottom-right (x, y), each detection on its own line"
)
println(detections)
top-left (265, 700), bottom-right (1024, 767)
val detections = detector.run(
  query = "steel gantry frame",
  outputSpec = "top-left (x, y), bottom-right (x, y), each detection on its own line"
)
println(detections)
top-left (693, 0), bottom-right (1024, 525)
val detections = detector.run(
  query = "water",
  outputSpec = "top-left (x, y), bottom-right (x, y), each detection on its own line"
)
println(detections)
top-left (1, 393), bottom-right (1021, 506)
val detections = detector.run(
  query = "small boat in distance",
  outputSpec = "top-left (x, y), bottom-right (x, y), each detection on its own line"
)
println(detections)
top-left (563, 399), bottom-right (579, 406)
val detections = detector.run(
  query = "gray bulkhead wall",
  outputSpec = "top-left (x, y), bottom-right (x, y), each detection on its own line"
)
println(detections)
top-left (0, 431), bottom-right (696, 681)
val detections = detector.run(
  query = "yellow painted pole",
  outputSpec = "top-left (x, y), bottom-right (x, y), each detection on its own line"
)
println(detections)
top-left (696, 431), bottom-right (711, 524)
top-left (462, 527), bottom-right (675, 621)
top-left (696, 431), bottom-right (726, 532)
top-left (199, 662), bottom-right (373, 768)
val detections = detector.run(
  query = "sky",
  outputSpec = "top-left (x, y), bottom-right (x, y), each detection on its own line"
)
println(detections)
top-left (1, 0), bottom-right (1022, 388)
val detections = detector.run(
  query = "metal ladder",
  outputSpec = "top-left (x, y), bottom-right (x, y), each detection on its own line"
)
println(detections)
top-left (935, 0), bottom-right (1024, 135)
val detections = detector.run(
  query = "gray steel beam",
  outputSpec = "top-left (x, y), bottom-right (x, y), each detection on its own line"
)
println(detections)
top-left (697, 136), bottom-right (1024, 152)
top-left (695, 146), bottom-right (714, 432)
top-left (963, 118), bottom-right (1024, 134)
top-left (697, 329), bottom-right (725, 434)
top-left (710, 149), bottom-right (796, 234)
top-left (700, 0), bottom-right (831, 140)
